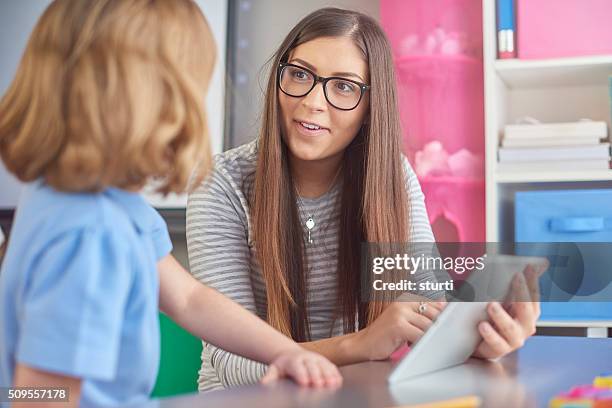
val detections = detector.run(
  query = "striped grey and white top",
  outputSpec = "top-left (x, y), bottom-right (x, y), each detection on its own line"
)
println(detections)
top-left (186, 140), bottom-right (439, 392)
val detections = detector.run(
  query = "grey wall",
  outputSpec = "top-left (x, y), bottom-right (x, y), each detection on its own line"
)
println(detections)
top-left (226, 0), bottom-right (380, 148)
top-left (0, 1), bottom-right (53, 208)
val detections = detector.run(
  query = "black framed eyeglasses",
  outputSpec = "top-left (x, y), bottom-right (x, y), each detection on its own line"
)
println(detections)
top-left (277, 62), bottom-right (370, 111)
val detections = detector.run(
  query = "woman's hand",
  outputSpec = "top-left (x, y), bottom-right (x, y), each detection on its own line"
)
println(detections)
top-left (261, 348), bottom-right (343, 388)
top-left (353, 298), bottom-right (447, 361)
top-left (474, 265), bottom-right (543, 359)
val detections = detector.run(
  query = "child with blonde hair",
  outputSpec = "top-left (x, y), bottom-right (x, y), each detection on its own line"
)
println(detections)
top-left (0, 1), bottom-right (341, 406)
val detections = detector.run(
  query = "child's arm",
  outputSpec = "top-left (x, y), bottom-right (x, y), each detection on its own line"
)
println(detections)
top-left (12, 363), bottom-right (81, 407)
top-left (157, 254), bottom-right (341, 387)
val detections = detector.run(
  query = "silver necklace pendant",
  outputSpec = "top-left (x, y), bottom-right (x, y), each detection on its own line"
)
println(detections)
top-left (305, 216), bottom-right (315, 244)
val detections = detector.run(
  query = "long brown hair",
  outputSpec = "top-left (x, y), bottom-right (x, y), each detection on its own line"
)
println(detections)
top-left (253, 8), bottom-right (409, 340)
top-left (0, 0), bottom-right (215, 194)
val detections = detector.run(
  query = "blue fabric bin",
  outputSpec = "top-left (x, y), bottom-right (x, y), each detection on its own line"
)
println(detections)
top-left (515, 189), bottom-right (612, 320)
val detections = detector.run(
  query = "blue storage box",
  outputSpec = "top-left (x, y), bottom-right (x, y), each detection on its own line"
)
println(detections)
top-left (515, 189), bottom-right (612, 321)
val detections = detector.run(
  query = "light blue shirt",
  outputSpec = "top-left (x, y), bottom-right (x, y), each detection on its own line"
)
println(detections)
top-left (0, 180), bottom-right (172, 407)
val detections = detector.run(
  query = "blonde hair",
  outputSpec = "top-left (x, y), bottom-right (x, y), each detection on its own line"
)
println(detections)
top-left (0, 0), bottom-right (216, 194)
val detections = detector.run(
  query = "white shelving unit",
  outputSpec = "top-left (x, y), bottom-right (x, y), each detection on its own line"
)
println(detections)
top-left (537, 320), bottom-right (611, 338)
top-left (496, 169), bottom-right (612, 184)
top-left (482, 0), bottom-right (612, 336)
top-left (495, 55), bottom-right (612, 89)
top-left (483, 0), bottom-right (612, 240)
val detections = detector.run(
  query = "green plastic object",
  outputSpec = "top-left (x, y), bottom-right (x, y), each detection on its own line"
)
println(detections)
top-left (151, 313), bottom-right (202, 397)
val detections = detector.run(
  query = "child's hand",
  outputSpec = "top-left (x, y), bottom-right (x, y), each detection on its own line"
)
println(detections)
top-left (260, 348), bottom-right (342, 388)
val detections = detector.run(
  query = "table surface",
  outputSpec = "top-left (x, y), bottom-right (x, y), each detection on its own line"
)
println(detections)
top-left (140, 336), bottom-right (612, 408)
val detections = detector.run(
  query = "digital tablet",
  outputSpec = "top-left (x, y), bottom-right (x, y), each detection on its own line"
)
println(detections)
top-left (387, 254), bottom-right (548, 385)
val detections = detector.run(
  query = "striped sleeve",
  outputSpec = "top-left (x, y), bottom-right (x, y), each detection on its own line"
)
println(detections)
top-left (402, 156), bottom-right (446, 300)
top-left (186, 165), bottom-right (266, 391)
top-left (403, 155), bottom-right (435, 243)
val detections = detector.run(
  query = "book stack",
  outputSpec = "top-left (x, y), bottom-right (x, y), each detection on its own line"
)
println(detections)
top-left (498, 121), bottom-right (611, 172)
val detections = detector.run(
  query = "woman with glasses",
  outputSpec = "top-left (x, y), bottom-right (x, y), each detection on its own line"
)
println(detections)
top-left (187, 7), bottom-right (541, 391)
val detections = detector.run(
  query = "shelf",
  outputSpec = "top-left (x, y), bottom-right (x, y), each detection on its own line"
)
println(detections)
top-left (495, 55), bottom-right (612, 89)
top-left (537, 320), bottom-right (612, 328)
top-left (484, 1), bottom-right (612, 241)
top-left (495, 170), bottom-right (612, 184)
